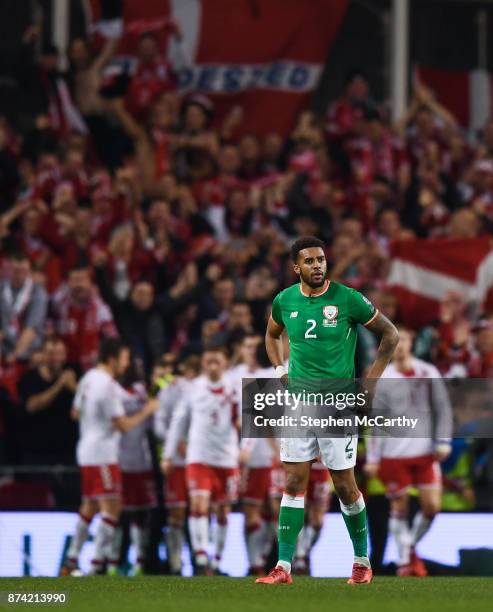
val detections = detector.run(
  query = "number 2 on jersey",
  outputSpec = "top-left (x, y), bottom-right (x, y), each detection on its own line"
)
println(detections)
top-left (305, 319), bottom-right (317, 338)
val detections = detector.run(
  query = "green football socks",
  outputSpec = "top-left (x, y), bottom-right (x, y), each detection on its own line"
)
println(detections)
top-left (277, 493), bottom-right (305, 572)
top-left (340, 493), bottom-right (370, 564)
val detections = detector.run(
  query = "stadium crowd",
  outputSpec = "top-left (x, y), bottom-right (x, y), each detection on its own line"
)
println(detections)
top-left (0, 20), bottom-right (492, 575)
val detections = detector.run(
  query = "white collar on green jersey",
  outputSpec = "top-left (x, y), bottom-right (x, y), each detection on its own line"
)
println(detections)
top-left (299, 280), bottom-right (330, 298)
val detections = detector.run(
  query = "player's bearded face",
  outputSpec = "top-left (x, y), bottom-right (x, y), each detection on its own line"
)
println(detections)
top-left (296, 248), bottom-right (328, 288)
top-left (299, 266), bottom-right (327, 288)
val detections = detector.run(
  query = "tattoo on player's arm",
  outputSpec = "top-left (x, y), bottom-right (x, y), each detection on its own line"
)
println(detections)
top-left (365, 313), bottom-right (399, 373)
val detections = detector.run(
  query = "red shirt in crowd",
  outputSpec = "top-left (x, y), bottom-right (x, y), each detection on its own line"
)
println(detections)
top-left (51, 287), bottom-right (117, 371)
top-left (326, 98), bottom-right (366, 141)
top-left (126, 58), bottom-right (176, 121)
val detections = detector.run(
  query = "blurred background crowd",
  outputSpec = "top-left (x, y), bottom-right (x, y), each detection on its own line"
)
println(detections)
top-left (0, 0), bottom-right (492, 521)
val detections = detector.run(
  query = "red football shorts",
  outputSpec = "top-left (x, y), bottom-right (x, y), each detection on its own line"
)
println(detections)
top-left (186, 463), bottom-right (239, 504)
top-left (165, 466), bottom-right (188, 508)
top-left (379, 454), bottom-right (442, 498)
top-left (269, 466), bottom-right (286, 498)
top-left (307, 467), bottom-right (331, 509)
top-left (121, 470), bottom-right (157, 510)
top-left (240, 467), bottom-right (272, 504)
top-left (80, 464), bottom-right (122, 500)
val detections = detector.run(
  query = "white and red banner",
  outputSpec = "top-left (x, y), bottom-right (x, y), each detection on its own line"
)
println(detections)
top-left (417, 65), bottom-right (493, 132)
top-left (389, 237), bottom-right (493, 328)
top-left (87, 0), bottom-right (348, 135)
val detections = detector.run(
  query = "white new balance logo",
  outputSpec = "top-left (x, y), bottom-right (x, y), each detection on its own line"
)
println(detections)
top-left (290, 311), bottom-right (298, 318)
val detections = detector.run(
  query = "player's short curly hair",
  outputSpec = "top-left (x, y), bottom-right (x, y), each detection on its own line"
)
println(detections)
top-left (290, 236), bottom-right (326, 262)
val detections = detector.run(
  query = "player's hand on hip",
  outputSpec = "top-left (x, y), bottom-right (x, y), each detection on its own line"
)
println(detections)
top-left (433, 442), bottom-right (452, 462)
top-left (274, 365), bottom-right (288, 388)
top-left (177, 440), bottom-right (187, 457)
top-left (239, 448), bottom-right (251, 466)
top-left (161, 458), bottom-right (173, 475)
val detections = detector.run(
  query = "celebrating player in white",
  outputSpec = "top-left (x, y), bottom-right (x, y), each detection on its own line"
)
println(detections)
top-left (63, 339), bottom-right (158, 575)
top-left (230, 334), bottom-right (282, 576)
top-left (162, 346), bottom-right (240, 575)
top-left (115, 366), bottom-right (157, 576)
top-left (365, 327), bottom-right (453, 576)
top-left (155, 355), bottom-right (201, 575)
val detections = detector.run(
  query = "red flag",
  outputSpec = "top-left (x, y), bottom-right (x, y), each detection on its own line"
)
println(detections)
top-left (389, 237), bottom-right (493, 328)
top-left (88, 0), bottom-right (348, 136)
top-left (416, 65), bottom-right (493, 130)
top-left (187, 0), bottom-right (348, 135)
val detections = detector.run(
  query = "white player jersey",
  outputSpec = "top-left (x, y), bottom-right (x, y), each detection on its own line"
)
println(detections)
top-left (117, 382), bottom-right (153, 472)
top-left (155, 377), bottom-right (191, 467)
top-left (164, 374), bottom-right (239, 468)
top-left (367, 358), bottom-right (453, 461)
top-left (74, 367), bottom-right (125, 466)
top-left (230, 364), bottom-right (278, 468)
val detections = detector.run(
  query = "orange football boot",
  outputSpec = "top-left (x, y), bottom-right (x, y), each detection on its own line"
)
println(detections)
top-left (256, 566), bottom-right (293, 584)
top-left (410, 550), bottom-right (428, 577)
top-left (347, 563), bottom-right (373, 584)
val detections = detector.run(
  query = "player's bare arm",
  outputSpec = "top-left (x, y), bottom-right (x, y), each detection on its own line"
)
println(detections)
top-left (265, 316), bottom-right (288, 383)
top-left (365, 312), bottom-right (399, 379)
top-left (113, 398), bottom-right (159, 433)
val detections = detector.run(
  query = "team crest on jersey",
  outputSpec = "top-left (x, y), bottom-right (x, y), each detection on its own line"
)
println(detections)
top-left (322, 305), bottom-right (338, 327)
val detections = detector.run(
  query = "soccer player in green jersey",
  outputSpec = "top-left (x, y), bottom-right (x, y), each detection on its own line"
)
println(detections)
top-left (256, 236), bottom-right (399, 585)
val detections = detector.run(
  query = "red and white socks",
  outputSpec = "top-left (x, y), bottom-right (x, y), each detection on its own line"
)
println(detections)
top-left (188, 513), bottom-right (209, 567)
top-left (211, 518), bottom-right (228, 571)
top-left (389, 512), bottom-right (412, 566)
top-left (246, 520), bottom-right (267, 571)
top-left (130, 521), bottom-right (148, 573)
top-left (293, 524), bottom-right (322, 571)
top-left (411, 512), bottom-right (434, 546)
top-left (66, 512), bottom-right (91, 568)
top-left (390, 511), bottom-right (435, 567)
top-left (90, 513), bottom-right (118, 574)
top-left (166, 521), bottom-right (185, 574)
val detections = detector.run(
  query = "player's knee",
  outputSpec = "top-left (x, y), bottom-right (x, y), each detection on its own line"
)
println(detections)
top-left (243, 505), bottom-right (259, 525)
top-left (284, 472), bottom-right (307, 496)
top-left (100, 500), bottom-right (121, 521)
top-left (169, 516), bottom-right (185, 528)
top-left (391, 496), bottom-right (409, 517)
top-left (217, 505), bottom-right (230, 523)
top-left (311, 514), bottom-right (324, 530)
top-left (190, 496), bottom-right (208, 515)
top-left (332, 478), bottom-right (359, 504)
top-left (245, 516), bottom-right (258, 529)
top-left (80, 502), bottom-right (94, 519)
top-left (170, 507), bottom-right (186, 525)
top-left (422, 503), bottom-right (439, 519)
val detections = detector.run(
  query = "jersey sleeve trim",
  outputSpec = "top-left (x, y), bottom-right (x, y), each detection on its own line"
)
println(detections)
top-left (363, 309), bottom-right (380, 327)
top-left (269, 313), bottom-right (285, 328)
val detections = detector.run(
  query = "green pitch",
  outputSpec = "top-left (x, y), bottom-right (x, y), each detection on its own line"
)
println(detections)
top-left (1, 577), bottom-right (492, 612)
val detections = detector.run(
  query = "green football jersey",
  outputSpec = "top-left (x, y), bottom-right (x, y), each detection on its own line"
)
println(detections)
top-left (271, 281), bottom-right (378, 381)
